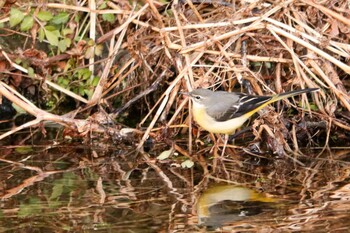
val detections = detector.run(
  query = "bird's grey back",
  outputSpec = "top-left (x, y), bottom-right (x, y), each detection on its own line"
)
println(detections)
top-left (205, 91), bottom-right (241, 117)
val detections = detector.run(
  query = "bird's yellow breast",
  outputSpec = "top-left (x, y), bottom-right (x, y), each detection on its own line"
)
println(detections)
top-left (192, 106), bottom-right (249, 134)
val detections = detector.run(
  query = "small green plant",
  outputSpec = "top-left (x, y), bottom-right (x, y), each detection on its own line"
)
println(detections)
top-left (8, 6), bottom-right (104, 111)
top-left (57, 67), bottom-right (100, 99)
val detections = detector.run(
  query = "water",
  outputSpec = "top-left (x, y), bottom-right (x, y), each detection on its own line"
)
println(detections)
top-left (1, 142), bottom-right (350, 232)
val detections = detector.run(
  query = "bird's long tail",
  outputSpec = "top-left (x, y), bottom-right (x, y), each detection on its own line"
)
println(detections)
top-left (245, 88), bottom-right (319, 117)
top-left (272, 88), bottom-right (319, 102)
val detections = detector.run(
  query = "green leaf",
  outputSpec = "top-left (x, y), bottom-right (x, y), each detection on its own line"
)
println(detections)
top-left (63, 60), bottom-right (72, 72)
top-left (78, 68), bottom-right (92, 80)
top-left (58, 76), bottom-right (69, 87)
top-left (51, 12), bottom-right (69, 24)
top-left (37, 10), bottom-right (53, 21)
top-left (309, 104), bottom-right (318, 111)
top-left (10, 8), bottom-right (24, 27)
top-left (251, 62), bottom-right (262, 67)
top-left (157, 149), bottom-right (173, 160)
top-left (58, 39), bottom-right (67, 52)
top-left (15, 146), bottom-right (33, 154)
top-left (38, 27), bottom-right (45, 42)
top-left (28, 67), bottom-right (35, 78)
top-left (20, 15), bottom-right (34, 31)
top-left (84, 46), bottom-right (94, 59)
top-left (98, 2), bottom-right (107, 10)
top-left (95, 44), bottom-right (103, 56)
top-left (50, 183), bottom-right (63, 201)
top-left (87, 39), bottom-right (95, 46)
top-left (15, 58), bottom-right (22, 64)
top-left (45, 30), bottom-right (59, 46)
top-left (264, 62), bottom-right (272, 69)
top-left (74, 14), bottom-right (80, 23)
top-left (62, 28), bottom-right (73, 36)
top-left (12, 103), bottom-right (26, 114)
top-left (44, 25), bottom-right (57, 31)
top-left (64, 38), bottom-right (71, 47)
top-left (78, 86), bottom-right (85, 96)
top-left (58, 38), bottom-right (71, 52)
top-left (84, 89), bottom-right (94, 99)
top-left (91, 76), bottom-right (100, 86)
top-left (102, 13), bottom-right (115, 23)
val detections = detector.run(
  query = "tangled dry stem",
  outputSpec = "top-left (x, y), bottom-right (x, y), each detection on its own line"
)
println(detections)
top-left (0, 0), bottom-right (349, 154)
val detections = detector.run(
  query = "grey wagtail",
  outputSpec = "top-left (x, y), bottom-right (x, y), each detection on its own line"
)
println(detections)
top-left (183, 88), bottom-right (319, 135)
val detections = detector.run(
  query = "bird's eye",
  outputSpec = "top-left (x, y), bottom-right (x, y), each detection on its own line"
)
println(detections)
top-left (194, 95), bottom-right (201, 100)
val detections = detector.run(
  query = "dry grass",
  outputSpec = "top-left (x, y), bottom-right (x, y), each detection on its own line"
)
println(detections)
top-left (0, 0), bottom-right (349, 155)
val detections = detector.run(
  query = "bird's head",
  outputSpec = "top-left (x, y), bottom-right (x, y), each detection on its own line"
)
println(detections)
top-left (181, 88), bottom-right (214, 108)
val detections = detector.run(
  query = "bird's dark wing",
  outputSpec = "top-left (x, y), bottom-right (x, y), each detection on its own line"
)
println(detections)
top-left (212, 94), bottom-right (272, 122)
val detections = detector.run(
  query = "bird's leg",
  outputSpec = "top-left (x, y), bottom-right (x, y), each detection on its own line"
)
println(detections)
top-left (221, 134), bottom-right (229, 157)
top-left (209, 133), bottom-right (217, 154)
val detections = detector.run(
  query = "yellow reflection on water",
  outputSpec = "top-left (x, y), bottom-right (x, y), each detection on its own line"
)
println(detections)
top-left (197, 184), bottom-right (276, 227)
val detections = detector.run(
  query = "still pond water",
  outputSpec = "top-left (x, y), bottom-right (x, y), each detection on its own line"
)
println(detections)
top-left (1, 142), bottom-right (350, 232)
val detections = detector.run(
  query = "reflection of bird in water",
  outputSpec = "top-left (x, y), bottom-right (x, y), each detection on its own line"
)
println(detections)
top-left (197, 185), bottom-right (276, 228)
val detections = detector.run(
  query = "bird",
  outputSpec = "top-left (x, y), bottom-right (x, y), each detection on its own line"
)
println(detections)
top-left (183, 88), bottom-right (319, 135)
